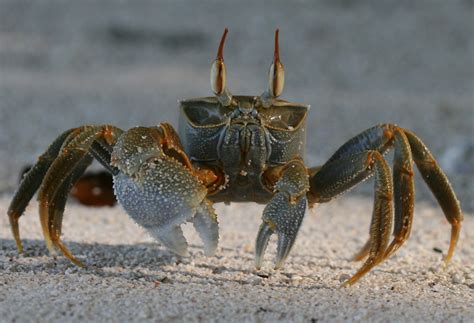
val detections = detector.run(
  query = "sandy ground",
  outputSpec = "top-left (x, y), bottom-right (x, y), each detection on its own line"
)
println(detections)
top-left (0, 196), bottom-right (473, 322)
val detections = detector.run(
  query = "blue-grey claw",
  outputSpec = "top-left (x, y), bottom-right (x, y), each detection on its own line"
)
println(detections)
top-left (255, 192), bottom-right (307, 270)
top-left (275, 232), bottom-right (295, 269)
top-left (150, 225), bottom-right (190, 257)
top-left (113, 144), bottom-right (219, 257)
top-left (255, 222), bottom-right (274, 269)
top-left (192, 200), bottom-right (219, 256)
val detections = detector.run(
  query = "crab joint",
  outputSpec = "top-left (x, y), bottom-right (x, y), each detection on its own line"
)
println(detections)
top-left (211, 28), bottom-right (233, 106)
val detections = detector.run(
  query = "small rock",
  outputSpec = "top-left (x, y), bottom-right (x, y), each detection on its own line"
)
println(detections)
top-left (159, 276), bottom-right (172, 284)
top-left (432, 247), bottom-right (443, 254)
top-left (65, 268), bottom-right (76, 275)
top-left (339, 274), bottom-right (351, 283)
top-left (248, 276), bottom-right (262, 285)
top-left (138, 306), bottom-right (152, 319)
top-left (291, 275), bottom-right (303, 282)
top-left (468, 283), bottom-right (474, 290)
top-left (451, 274), bottom-right (464, 284)
top-left (256, 272), bottom-right (270, 279)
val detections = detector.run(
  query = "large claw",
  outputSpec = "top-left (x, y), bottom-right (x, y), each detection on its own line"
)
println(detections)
top-left (255, 192), bottom-right (307, 269)
top-left (192, 200), bottom-right (219, 256)
top-left (112, 124), bottom-right (219, 257)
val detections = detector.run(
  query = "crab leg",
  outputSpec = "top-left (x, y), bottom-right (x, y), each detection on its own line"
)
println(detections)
top-left (353, 129), bottom-right (415, 262)
top-left (89, 140), bottom-right (121, 175)
top-left (38, 125), bottom-right (123, 265)
top-left (383, 130), bottom-right (415, 259)
top-left (8, 128), bottom-right (78, 252)
top-left (47, 156), bottom-right (93, 251)
top-left (309, 124), bottom-right (463, 285)
top-left (256, 158), bottom-right (309, 269)
top-left (404, 130), bottom-right (463, 264)
top-left (340, 151), bottom-right (393, 287)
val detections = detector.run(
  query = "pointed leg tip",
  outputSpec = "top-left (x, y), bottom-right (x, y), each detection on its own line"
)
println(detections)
top-left (9, 213), bottom-right (23, 253)
top-left (73, 259), bottom-right (87, 268)
top-left (14, 240), bottom-right (24, 254)
top-left (339, 281), bottom-right (352, 288)
top-left (443, 255), bottom-right (452, 268)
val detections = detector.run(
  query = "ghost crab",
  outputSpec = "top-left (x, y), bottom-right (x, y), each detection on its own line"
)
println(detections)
top-left (8, 29), bottom-right (463, 286)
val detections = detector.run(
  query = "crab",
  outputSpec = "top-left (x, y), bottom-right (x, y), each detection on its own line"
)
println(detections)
top-left (7, 29), bottom-right (464, 286)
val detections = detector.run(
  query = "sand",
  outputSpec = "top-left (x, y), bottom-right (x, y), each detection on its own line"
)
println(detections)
top-left (0, 0), bottom-right (473, 211)
top-left (0, 196), bottom-right (473, 322)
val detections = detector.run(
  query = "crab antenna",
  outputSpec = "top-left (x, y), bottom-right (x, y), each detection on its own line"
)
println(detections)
top-left (260, 29), bottom-right (285, 108)
top-left (210, 28), bottom-right (233, 106)
top-left (216, 28), bottom-right (228, 61)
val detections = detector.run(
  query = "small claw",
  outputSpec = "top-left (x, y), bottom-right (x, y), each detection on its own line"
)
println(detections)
top-left (275, 232), bottom-right (295, 270)
top-left (192, 200), bottom-right (219, 256)
top-left (255, 192), bottom-right (307, 270)
top-left (255, 222), bottom-right (274, 269)
top-left (148, 226), bottom-right (189, 257)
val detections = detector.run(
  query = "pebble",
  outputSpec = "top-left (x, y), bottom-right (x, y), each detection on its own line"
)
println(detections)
top-left (339, 274), bottom-right (351, 283)
top-left (291, 275), bottom-right (303, 283)
top-left (451, 274), bottom-right (464, 284)
top-left (138, 306), bottom-right (152, 319)
top-left (65, 268), bottom-right (76, 275)
top-left (248, 276), bottom-right (262, 285)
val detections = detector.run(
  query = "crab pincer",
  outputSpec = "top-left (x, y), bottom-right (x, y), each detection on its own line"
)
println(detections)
top-left (255, 159), bottom-right (309, 269)
top-left (111, 123), bottom-right (219, 257)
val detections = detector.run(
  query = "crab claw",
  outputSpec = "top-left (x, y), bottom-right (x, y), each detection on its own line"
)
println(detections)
top-left (255, 192), bottom-right (307, 270)
top-left (112, 124), bottom-right (219, 257)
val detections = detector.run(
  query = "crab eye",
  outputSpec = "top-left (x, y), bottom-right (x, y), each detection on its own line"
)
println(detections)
top-left (268, 29), bottom-right (285, 98)
top-left (210, 28), bottom-right (228, 95)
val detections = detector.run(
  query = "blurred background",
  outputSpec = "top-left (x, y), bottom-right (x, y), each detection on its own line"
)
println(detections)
top-left (0, 0), bottom-right (472, 211)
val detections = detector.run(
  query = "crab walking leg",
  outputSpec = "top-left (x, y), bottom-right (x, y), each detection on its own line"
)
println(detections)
top-left (48, 156), bottom-right (93, 253)
top-left (7, 128), bottom-right (78, 252)
top-left (352, 233), bottom-right (372, 261)
top-left (309, 124), bottom-right (463, 265)
top-left (341, 152), bottom-right (394, 287)
top-left (38, 125), bottom-right (122, 263)
top-left (308, 150), bottom-right (396, 267)
top-left (404, 130), bottom-right (463, 264)
top-left (89, 140), bottom-right (121, 175)
top-left (383, 130), bottom-right (415, 260)
top-left (351, 129), bottom-right (415, 262)
top-left (256, 158), bottom-right (309, 269)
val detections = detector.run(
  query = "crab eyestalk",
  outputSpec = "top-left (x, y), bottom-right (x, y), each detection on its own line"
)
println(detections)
top-left (260, 29), bottom-right (285, 108)
top-left (211, 28), bottom-right (233, 107)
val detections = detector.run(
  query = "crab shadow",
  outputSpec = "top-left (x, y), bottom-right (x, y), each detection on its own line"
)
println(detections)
top-left (0, 238), bottom-right (341, 290)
